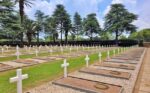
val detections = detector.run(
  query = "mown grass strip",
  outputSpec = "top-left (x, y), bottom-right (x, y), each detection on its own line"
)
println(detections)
top-left (0, 48), bottom-right (119, 93)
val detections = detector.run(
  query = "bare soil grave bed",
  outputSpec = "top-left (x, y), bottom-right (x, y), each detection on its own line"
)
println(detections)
top-left (112, 57), bottom-right (140, 61)
top-left (94, 62), bottom-right (136, 70)
top-left (0, 63), bottom-right (14, 72)
top-left (33, 57), bottom-right (57, 61)
top-left (53, 76), bottom-right (123, 93)
top-left (79, 68), bottom-right (131, 79)
top-left (14, 59), bottom-right (39, 65)
top-left (105, 59), bottom-right (138, 64)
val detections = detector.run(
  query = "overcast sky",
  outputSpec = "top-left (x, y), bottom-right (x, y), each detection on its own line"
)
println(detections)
top-left (19, 0), bottom-right (150, 30)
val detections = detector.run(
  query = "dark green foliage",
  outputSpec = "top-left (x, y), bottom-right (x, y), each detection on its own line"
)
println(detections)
top-left (129, 28), bottom-right (150, 42)
top-left (104, 4), bottom-right (137, 44)
top-left (72, 12), bottom-right (82, 40)
top-left (83, 13), bottom-right (101, 41)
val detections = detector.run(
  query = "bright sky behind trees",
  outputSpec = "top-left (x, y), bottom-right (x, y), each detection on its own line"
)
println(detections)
top-left (15, 0), bottom-right (150, 30)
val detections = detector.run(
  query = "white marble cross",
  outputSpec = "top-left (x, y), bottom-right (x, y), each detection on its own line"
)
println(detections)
top-left (69, 48), bottom-right (72, 53)
top-left (49, 49), bottom-right (53, 55)
top-left (1, 48), bottom-right (4, 55)
top-left (16, 45), bottom-right (19, 52)
top-left (9, 69), bottom-right (28, 93)
top-left (35, 49), bottom-right (39, 57)
top-left (85, 55), bottom-right (90, 67)
top-left (61, 59), bottom-right (69, 78)
top-left (107, 50), bottom-right (110, 59)
top-left (98, 52), bottom-right (102, 62)
top-left (16, 51), bottom-right (20, 60)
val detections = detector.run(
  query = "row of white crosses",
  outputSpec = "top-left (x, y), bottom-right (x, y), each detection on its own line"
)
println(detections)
top-left (9, 47), bottom-right (124, 93)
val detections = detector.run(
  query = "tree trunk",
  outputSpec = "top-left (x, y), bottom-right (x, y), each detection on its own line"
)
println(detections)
top-left (37, 31), bottom-right (39, 46)
top-left (115, 30), bottom-right (119, 45)
top-left (90, 31), bottom-right (93, 41)
top-left (65, 31), bottom-right (68, 44)
top-left (60, 23), bottom-right (63, 44)
top-left (53, 34), bottom-right (56, 43)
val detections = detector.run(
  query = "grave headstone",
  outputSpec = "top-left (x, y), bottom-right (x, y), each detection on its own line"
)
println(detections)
top-left (9, 69), bottom-right (28, 93)
top-left (85, 55), bottom-right (90, 67)
top-left (98, 52), bottom-right (102, 63)
top-left (1, 48), bottom-right (4, 55)
top-left (35, 49), bottom-right (39, 57)
top-left (61, 59), bottom-right (69, 78)
top-left (107, 50), bottom-right (110, 59)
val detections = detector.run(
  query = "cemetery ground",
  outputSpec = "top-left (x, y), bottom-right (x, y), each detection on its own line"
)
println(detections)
top-left (0, 46), bottom-right (116, 93)
top-left (0, 46), bottom-right (148, 93)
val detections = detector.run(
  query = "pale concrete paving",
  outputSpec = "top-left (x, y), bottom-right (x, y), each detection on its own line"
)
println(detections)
top-left (134, 48), bottom-right (150, 93)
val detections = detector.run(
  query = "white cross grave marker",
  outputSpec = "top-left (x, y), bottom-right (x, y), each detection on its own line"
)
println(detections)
top-left (107, 50), bottom-right (110, 59)
top-left (1, 48), bottom-right (4, 55)
top-left (98, 52), bottom-right (102, 63)
top-left (9, 69), bottom-right (28, 93)
top-left (113, 49), bottom-right (115, 56)
top-left (35, 49), bottom-right (39, 57)
top-left (16, 46), bottom-right (20, 59)
top-left (70, 47), bottom-right (72, 53)
top-left (49, 49), bottom-right (53, 55)
top-left (61, 59), bottom-right (69, 78)
top-left (16, 51), bottom-right (20, 60)
top-left (85, 55), bottom-right (90, 67)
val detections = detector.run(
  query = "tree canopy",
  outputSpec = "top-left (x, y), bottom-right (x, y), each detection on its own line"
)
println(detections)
top-left (104, 4), bottom-right (137, 44)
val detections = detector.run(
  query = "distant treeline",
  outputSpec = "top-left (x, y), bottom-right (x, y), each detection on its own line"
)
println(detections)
top-left (0, 40), bottom-right (138, 47)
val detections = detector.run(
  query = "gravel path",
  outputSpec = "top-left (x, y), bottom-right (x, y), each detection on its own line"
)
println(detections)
top-left (134, 48), bottom-right (150, 93)
top-left (24, 48), bottom-right (146, 93)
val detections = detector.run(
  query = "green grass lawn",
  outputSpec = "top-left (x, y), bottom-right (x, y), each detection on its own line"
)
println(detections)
top-left (0, 49), bottom-right (78, 62)
top-left (0, 48), bottom-right (120, 93)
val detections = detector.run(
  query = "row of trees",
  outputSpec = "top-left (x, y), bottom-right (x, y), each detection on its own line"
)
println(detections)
top-left (0, 0), bottom-right (137, 45)
top-left (129, 29), bottom-right (150, 42)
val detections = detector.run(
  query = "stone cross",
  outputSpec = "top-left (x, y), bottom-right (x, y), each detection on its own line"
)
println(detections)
top-left (85, 55), bottom-right (90, 67)
top-left (107, 50), bottom-right (110, 59)
top-left (70, 47), bottom-right (72, 53)
top-left (61, 59), bottom-right (69, 78)
top-left (9, 69), bottom-right (28, 93)
top-left (16, 51), bottom-right (20, 60)
top-left (98, 52), bottom-right (102, 62)
top-left (16, 45), bottom-right (19, 52)
top-left (49, 49), bottom-right (53, 55)
top-left (35, 49), bottom-right (39, 57)
top-left (16, 46), bottom-right (20, 59)
top-left (1, 48), bottom-right (4, 55)
top-left (6, 46), bottom-right (9, 51)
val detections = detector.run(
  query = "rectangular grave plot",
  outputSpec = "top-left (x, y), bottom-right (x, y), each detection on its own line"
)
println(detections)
top-left (33, 57), bottom-right (55, 61)
top-left (105, 60), bottom-right (138, 64)
top-left (112, 57), bottom-right (140, 61)
top-left (0, 63), bottom-right (13, 72)
top-left (14, 59), bottom-right (39, 64)
top-left (79, 68), bottom-right (131, 80)
top-left (94, 63), bottom-right (135, 70)
top-left (53, 77), bottom-right (123, 93)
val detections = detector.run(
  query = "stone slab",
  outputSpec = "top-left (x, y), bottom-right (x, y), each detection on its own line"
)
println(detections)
top-left (79, 68), bottom-right (131, 79)
top-left (53, 76), bottom-right (123, 93)
top-left (94, 63), bottom-right (136, 70)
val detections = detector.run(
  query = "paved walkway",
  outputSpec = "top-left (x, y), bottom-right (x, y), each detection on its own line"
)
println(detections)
top-left (134, 48), bottom-right (150, 93)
